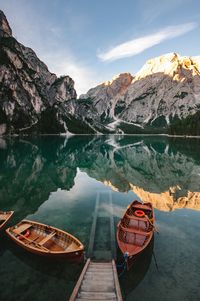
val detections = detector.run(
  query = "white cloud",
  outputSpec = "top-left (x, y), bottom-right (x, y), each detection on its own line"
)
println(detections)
top-left (42, 51), bottom-right (97, 96)
top-left (59, 63), bottom-right (97, 97)
top-left (56, 61), bottom-right (97, 97)
top-left (98, 22), bottom-right (198, 62)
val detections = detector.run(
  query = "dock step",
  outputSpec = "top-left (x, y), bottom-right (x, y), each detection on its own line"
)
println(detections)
top-left (69, 259), bottom-right (123, 301)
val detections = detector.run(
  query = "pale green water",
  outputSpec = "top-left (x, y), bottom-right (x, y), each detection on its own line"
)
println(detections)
top-left (0, 135), bottom-right (200, 301)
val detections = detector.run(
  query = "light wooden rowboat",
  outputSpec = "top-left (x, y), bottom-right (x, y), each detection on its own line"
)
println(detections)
top-left (0, 211), bottom-right (14, 231)
top-left (6, 219), bottom-right (84, 259)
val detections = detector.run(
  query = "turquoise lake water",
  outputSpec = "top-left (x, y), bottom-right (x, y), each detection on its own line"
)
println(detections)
top-left (0, 135), bottom-right (200, 301)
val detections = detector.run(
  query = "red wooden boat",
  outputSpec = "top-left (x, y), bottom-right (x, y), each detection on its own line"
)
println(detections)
top-left (117, 200), bottom-right (154, 270)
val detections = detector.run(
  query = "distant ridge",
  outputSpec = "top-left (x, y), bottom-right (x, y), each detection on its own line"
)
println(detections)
top-left (79, 52), bottom-right (200, 134)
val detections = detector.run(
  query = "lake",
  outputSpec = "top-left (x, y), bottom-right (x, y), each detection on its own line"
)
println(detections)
top-left (0, 135), bottom-right (200, 301)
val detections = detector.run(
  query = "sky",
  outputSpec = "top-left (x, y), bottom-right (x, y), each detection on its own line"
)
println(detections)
top-left (0, 0), bottom-right (200, 95)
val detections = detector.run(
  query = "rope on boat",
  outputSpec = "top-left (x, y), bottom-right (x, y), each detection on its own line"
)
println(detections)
top-left (116, 262), bottom-right (125, 268)
top-left (116, 251), bottom-right (129, 277)
top-left (153, 250), bottom-right (159, 271)
top-left (118, 261), bottom-right (126, 278)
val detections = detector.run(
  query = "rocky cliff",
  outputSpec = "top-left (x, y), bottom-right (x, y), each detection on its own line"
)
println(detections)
top-left (79, 73), bottom-right (133, 124)
top-left (0, 10), bottom-right (95, 135)
top-left (0, 10), bottom-right (12, 37)
top-left (80, 53), bottom-right (200, 133)
top-left (1, 10), bottom-right (200, 135)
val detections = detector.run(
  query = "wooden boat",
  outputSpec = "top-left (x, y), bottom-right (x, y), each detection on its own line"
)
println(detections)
top-left (117, 200), bottom-right (154, 270)
top-left (6, 219), bottom-right (84, 260)
top-left (0, 211), bottom-right (14, 231)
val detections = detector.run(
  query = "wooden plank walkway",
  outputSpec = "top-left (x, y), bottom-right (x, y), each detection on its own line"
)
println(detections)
top-left (69, 259), bottom-right (123, 301)
top-left (69, 191), bottom-right (123, 300)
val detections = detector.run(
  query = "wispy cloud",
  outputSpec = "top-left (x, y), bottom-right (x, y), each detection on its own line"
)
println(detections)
top-left (43, 51), bottom-right (97, 96)
top-left (140, 0), bottom-right (187, 24)
top-left (98, 22), bottom-right (198, 62)
top-left (0, 2), bottom-right (96, 96)
top-left (62, 63), bottom-right (97, 96)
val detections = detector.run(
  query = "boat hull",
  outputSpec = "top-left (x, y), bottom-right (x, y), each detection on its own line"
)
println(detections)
top-left (117, 201), bottom-right (155, 271)
top-left (8, 234), bottom-right (84, 260)
top-left (6, 219), bottom-right (84, 261)
top-left (123, 234), bottom-right (154, 271)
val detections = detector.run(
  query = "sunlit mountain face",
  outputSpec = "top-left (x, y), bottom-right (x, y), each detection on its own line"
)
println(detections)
top-left (1, 135), bottom-right (200, 214)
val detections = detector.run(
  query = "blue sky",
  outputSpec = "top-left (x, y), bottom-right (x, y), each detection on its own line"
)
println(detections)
top-left (0, 0), bottom-right (200, 95)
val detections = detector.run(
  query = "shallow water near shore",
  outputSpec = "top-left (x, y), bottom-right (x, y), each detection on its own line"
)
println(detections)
top-left (0, 135), bottom-right (200, 301)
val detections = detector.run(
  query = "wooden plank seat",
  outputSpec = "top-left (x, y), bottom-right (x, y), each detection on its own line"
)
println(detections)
top-left (119, 224), bottom-right (151, 236)
top-left (16, 234), bottom-right (50, 252)
top-left (38, 232), bottom-right (56, 246)
top-left (130, 203), bottom-right (151, 210)
top-left (12, 223), bottom-right (32, 235)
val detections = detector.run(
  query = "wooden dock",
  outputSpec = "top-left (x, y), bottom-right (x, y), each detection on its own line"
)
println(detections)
top-left (69, 259), bottom-right (123, 301)
top-left (69, 191), bottom-right (123, 300)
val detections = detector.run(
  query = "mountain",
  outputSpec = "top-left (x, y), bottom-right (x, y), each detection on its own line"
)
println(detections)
top-left (0, 10), bottom-right (95, 135)
top-left (80, 53), bottom-right (200, 133)
top-left (1, 10), bottom-right (200, 135)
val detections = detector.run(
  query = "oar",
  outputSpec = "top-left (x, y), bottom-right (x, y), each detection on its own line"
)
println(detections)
top-left (153, 250), bottom-right (159, 271)
top-left (145, 215), bottom-right (159, 234)
top-left (17, 233), bottom-right (50, 252)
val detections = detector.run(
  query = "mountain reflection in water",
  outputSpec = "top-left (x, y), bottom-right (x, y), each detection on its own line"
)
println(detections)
top-left (0, 135), bottom-right (200, 215)
top-left (0, 135), bottom-right (200, 301)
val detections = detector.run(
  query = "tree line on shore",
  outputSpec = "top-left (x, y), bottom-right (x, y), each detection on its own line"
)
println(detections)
top-left (169, 111), bottom-right (200, 136)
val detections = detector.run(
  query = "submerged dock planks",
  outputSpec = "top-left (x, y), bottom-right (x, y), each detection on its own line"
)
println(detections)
top-left (87, 191), bottom-right (116, 260)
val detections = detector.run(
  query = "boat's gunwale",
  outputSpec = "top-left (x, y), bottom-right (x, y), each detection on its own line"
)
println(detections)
top-left (6, 219), bottom-right (84, 255)
top-left (0, 211), bottom-right (14, 231)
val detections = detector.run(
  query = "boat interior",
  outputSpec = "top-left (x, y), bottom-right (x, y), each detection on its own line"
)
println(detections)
top-left (118, 202), bottom-right (153, 247)
top-left (127, 203), bottom-right (153, 219)
top-left (118, 227), bottom-right (149, 247)
top-left (10, 222), bottom-right (81, 253)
